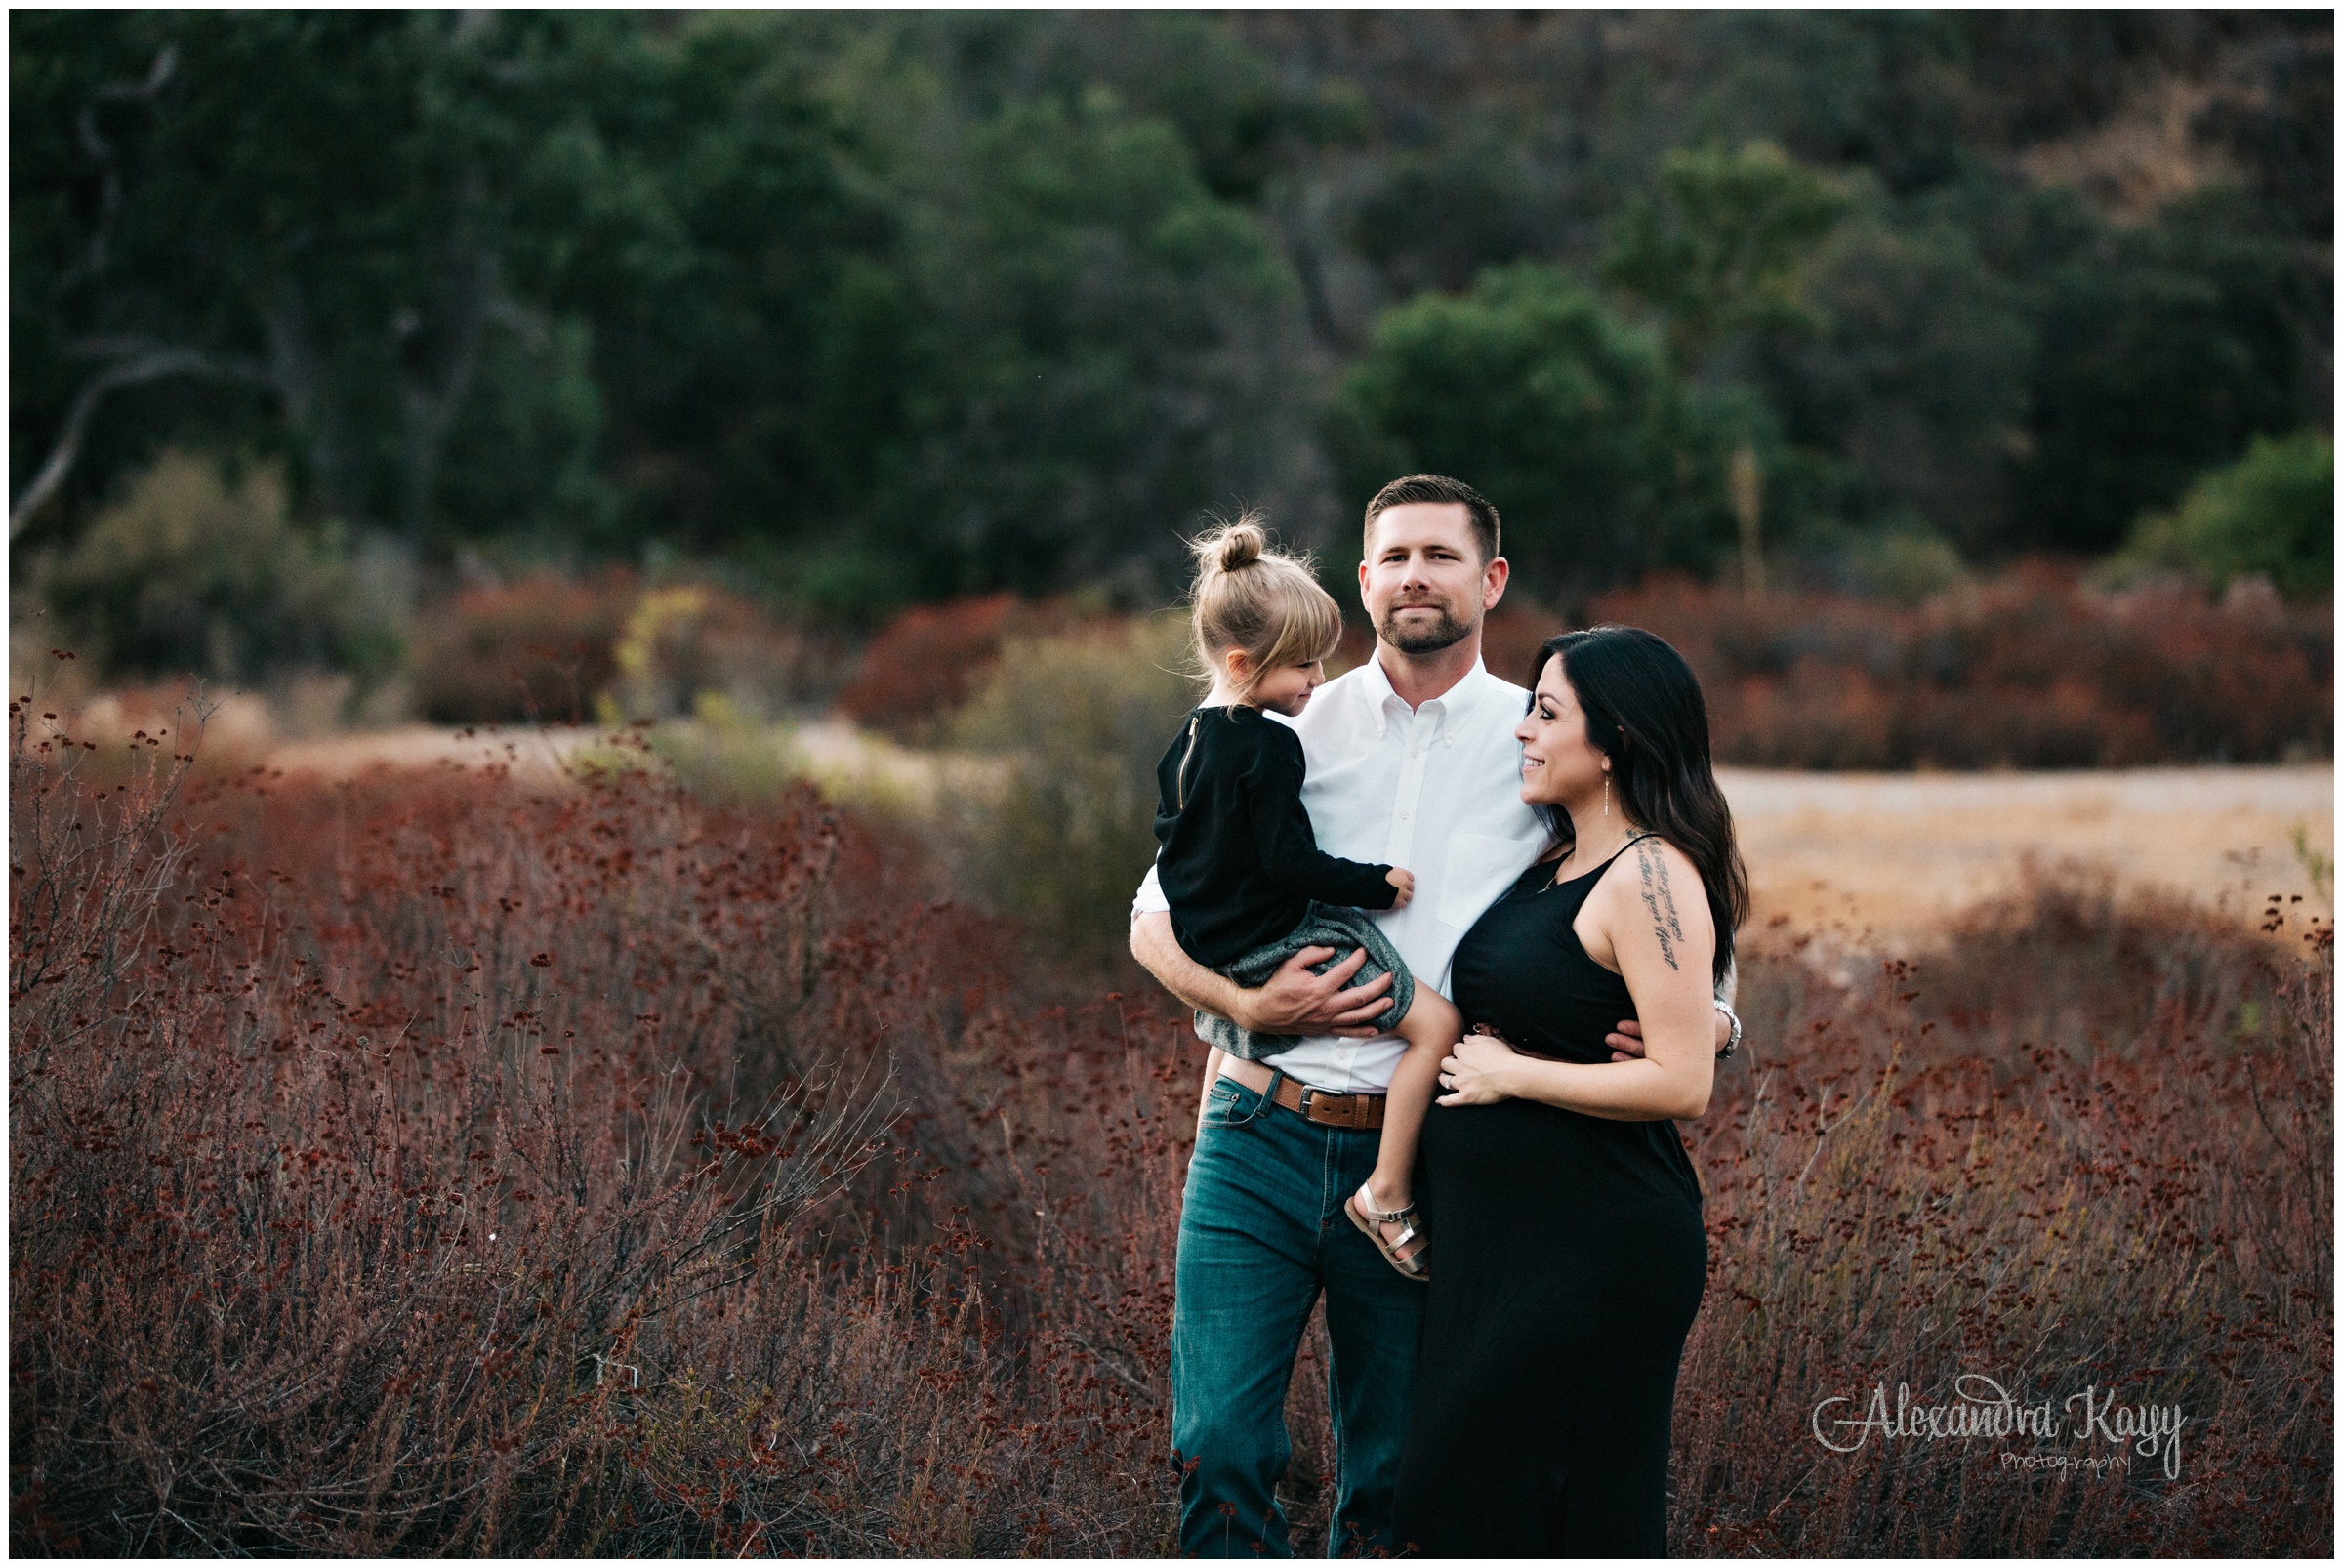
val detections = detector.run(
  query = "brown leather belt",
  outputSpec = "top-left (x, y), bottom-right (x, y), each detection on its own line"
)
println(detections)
top-left (1216, 1055), bottom-right (1385, 1131)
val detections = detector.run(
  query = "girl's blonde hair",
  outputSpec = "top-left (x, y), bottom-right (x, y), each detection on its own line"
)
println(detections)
top-left (1187, 512), bottom-right (1343, 694)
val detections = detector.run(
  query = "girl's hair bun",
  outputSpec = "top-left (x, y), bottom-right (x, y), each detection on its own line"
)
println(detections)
top-left (1184, 510), bottom-right (1343, 696)
top-left (1195, 516), bottom-right (1265, 574)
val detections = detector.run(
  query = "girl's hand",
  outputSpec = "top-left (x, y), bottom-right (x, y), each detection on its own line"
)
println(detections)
top-left (1436, 1031), bottom-right (1521, 1106)
top-left (1385, 868), bottom-right (1416, 908)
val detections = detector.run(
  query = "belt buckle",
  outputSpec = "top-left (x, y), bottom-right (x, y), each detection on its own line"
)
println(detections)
top-left (1295, 1086), bottom-right (1320, 1123)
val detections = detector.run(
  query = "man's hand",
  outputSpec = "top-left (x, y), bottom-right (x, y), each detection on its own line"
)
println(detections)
top-left (1606, 1009), bottom-right (1735, 1061)
top-left (1130, 912), bottom-right (1394, 1038)
top-left (1248, 944), bottom-right (1394, 1038)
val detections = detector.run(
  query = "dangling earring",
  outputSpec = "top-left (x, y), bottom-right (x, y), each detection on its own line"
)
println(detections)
top-left (1603, 772), bottom-right (1611, 817)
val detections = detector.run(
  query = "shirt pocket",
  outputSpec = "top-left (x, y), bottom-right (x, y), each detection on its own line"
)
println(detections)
top-left (1438, 829), bottom-right (1536, 929)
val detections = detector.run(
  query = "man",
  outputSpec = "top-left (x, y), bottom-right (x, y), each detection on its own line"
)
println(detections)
top-left (1130, 474), bottom-right (1740, 1556)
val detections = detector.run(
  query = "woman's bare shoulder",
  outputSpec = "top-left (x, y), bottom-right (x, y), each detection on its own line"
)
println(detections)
top-left (1591, 836), bottom-right (1714, 972)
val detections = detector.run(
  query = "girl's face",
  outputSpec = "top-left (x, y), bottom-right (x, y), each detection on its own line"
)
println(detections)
top-left (1244, 653), bottom-right (1327, 717)
top-left (1515, 656), bottom-right (1608, 805)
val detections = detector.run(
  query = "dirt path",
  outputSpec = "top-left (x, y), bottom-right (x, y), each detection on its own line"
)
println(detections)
top-left (263, 722), bottom-right (2330, 940)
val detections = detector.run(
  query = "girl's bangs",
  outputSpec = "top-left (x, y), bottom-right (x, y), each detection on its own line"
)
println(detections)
top-left (1258, 580), bottom-right (1342, 671)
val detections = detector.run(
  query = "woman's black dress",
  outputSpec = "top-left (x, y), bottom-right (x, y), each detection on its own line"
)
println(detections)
top-left (1391, 841), bottom-right (1707, 1558)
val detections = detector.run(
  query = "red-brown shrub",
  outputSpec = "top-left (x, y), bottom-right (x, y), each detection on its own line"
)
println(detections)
top-left (835, 596), bottom-right (1103, 740)
top-left (10, 696), bottom-right (2330, 1556)
top-left (410, 572), bottom-right (843, 726)
top-left (1596, 562), bottom-right (2332, 768)
top-left (8, 700), bottom-right (1191, 1554)
top-left (1677, 889), bottom-right (2330, 1553)
top-left (1253, 564), bottom-right (2323, 769)
top-left (409, 570), bottom-right (639, 724)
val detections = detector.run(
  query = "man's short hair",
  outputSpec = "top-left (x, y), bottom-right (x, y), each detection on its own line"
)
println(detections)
top-left (1363, 474), bottom-right (1500, 565)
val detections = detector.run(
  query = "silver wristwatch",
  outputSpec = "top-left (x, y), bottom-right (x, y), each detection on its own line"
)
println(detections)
top-left (1714, 999), bottom-right (1743, 1059)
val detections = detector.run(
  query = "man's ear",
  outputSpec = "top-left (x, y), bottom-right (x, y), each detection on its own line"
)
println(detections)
top-left (1481, 555), bottom-right (1511, 610)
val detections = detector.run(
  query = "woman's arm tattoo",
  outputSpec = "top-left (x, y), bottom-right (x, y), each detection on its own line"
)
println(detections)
top-left (1635, 840), bottom-right (1685, 971)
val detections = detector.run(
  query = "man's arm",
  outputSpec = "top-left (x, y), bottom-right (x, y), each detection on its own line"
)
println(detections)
top-left (1130, 911), bottom-right (1395, 1037)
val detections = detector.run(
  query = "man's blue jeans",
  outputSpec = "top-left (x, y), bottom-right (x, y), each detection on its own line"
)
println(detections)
top-left (1172, 1072), bottom-right (1424, 1557)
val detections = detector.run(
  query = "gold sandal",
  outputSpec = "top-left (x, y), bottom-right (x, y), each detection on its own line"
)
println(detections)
top-left (1345, 1181), bottom-right (1429, 1282)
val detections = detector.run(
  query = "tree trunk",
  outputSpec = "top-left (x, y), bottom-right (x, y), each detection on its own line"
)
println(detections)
top-left (1729, 441), bottom-right (1765, 598)
top-left (257, 277), bottom-right (350, 522)
top-left (396, 235), bottom-right (498, 559)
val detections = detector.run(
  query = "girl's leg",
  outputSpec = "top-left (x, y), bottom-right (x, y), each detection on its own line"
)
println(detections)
top-left (1359, 988), bottom-right (1460, 1260)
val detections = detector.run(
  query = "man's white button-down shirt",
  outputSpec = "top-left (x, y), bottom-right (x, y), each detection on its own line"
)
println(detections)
top-left (1133, 651), bottom-right (1548, 1093)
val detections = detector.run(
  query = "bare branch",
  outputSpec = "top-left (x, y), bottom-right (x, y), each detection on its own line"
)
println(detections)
top-left (12, 349), bottom-right (218, 538)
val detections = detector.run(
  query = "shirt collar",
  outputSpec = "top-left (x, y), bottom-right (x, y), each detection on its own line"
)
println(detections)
top-left (1359, 650), bottom-right (1489, 739)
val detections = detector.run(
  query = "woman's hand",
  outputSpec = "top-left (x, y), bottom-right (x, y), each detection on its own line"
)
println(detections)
top-left (1436, 1031), bottom-right (1523, 1107)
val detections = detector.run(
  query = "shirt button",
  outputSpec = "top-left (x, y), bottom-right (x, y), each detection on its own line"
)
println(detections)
top-left (1399, 810), bottom-right (1411, 819)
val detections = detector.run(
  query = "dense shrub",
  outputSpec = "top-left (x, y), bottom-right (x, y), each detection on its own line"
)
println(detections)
top-left (409, 573), bottom-right (833, 726)
top-left (7, 692), bottom-right (2330, 1555)
top-left (598, 584), bottom-right (847, 723)
top-left (1678, 887), bottom-right (2330, 1553)
top-left (940, 614), bottom-right (1201, 964)
top-left (2117, 431), bottom-right (2333, 599)
top-left (8, 707), bottom-right (1181, 1555)
top-left (1597, 562), bottom-right (2331, 768)
top-left (407, 569), bottom-right (637, 724)
top-left (40, 451), bottom-right (397, 683)
top-left (835, 595), bottom-right (1094, 741)
top-left (1296, 566), bottom-right (2327, 766)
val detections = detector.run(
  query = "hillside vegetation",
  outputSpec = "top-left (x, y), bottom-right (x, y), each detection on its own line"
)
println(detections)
top-left (13, 13), bottom-right (2330, 618)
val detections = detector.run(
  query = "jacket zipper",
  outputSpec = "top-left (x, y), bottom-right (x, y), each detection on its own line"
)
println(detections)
top-left (1174, 713), bottom-right (1200, 811)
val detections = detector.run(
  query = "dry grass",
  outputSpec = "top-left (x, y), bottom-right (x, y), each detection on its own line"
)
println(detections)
top-left (1725, 763), bottom-right (2332, 950)
top-left (1680, 882), bottom-right (2330, 1553)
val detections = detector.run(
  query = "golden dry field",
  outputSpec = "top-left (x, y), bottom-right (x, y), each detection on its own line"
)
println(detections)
top-left (1722, 763), bottom-right (2333, 946)
top-left (261, 720), bottom-right (2332, 948)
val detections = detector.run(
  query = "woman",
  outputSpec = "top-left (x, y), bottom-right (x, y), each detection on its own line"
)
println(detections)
top-left (1391, 625), bottom-right (1747, 1557)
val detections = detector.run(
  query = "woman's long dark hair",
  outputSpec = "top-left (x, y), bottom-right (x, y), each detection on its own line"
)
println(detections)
top-left (1530, 626), bottom-right (1748, 983)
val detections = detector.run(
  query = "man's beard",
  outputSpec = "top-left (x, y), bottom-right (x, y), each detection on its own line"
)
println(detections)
top-left (1376, 598), bottom-right (1475, 654)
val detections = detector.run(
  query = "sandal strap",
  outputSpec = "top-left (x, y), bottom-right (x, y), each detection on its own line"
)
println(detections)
top-left (1353, 1182), bottom-right (1422, 1228)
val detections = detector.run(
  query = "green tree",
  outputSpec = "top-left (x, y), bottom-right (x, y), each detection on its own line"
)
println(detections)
top-left (2014, 187), bottom-right (2323, 555)
top-left (2118, 431), bottom-right (2332, 598)
top-left (1602, 140), bottom-right (1851, 371)
top-left (572, 14), bottom-right (908, 565)
top-left (1759, 195), bottom-right (2035, 557)
top-left (1335, 263), bottom-right (1742, 594)
top-left (9, 12), bottom-right (681, 552)
top-left (12, 12), bottom-right (1314, 615)
top-left (1602, 141), bottom-right (1847, 587)
top-left (799, 53), bottom-right (1309, 614)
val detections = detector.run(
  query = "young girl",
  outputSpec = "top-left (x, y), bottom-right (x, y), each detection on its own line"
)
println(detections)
top-left (1152, 515), bottom-right (1460, 1281)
